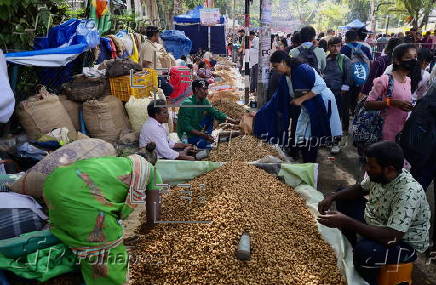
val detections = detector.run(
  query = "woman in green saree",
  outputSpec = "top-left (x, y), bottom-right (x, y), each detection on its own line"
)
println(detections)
top-left (43, 154), bottom-right (162, 285)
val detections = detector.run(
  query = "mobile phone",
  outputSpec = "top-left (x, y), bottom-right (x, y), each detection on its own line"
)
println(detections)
top-left (294, 89), bottom-right (310, 98)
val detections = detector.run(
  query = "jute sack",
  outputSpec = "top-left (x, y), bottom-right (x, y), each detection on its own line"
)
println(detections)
top-left (17, 87), bottom-right (76, 140)
top-left (58, 95), bottom-right (81, 131)
top-left (159, 50), bottom-right (176, 69)
top-left (8, 139), bottom-right (116, 198)
top-left (83, 95), bottom-right (131, 143)
top-left (240, 112), bottom-right (254, 135)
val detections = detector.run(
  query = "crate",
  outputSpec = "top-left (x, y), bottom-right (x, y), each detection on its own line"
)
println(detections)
top-left (109, 68), bottom-right (158, 102)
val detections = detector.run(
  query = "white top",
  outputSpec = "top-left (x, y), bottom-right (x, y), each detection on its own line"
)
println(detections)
top-left (203, 51), bottom-right (213, 60)
top-left (139, 117), bottom-right (179, 160)
top-left (175, 59), bottom-right (187, 66)
top-left (249, 36), bottom-right (259, 67)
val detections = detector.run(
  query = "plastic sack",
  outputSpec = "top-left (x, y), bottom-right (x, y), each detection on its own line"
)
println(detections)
top-left (76, 19), bottom-right (100, 48)
top-left (168, 66), bottom-right (192, 100)
top-left (46, 18), bottom-right (81, 48)
top-left (116, 30), bottom-right (133, 56)
top-left (0, 243), bottom-right (77, 282)
top-left (0, 50), bottom-right (15, 123)
top-left (125, 96), bottom-right (152, 132)
top-left (160, 30), bottom-right (192, 59)
top-left (16, 143), bottom-right (48, 162)
top-left (0, 230), bottom-right (59, 259)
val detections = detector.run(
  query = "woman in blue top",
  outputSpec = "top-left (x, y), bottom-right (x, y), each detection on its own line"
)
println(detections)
top-left (254, 51), bottom-right (342, 162)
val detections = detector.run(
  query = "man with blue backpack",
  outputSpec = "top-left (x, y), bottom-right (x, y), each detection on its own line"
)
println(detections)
top-left (340, 30), bottom-right (372, 132)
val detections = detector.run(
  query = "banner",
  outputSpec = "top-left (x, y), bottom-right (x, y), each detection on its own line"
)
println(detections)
top-left (200, 8), bottom-right (221, 26)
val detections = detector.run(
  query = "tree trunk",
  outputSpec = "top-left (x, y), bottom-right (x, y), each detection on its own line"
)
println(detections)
top-left (134, 0), bottom-right (143, 19)
top-left (143, 0), bottom-right (160, 27)
top-left (256, 0), bottom-right (272, 109)
top-left (126, 0), bottom-right (132, 13)
top-left (370, 0), bottom-right (376, 32)
top-left (173, 0), bottom-right (182, 16)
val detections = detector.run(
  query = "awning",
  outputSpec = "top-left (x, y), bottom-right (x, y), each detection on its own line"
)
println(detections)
top-left (4, 43), bottom-right (88, 67)
top-left (346, 19), bottom-right (366, 29)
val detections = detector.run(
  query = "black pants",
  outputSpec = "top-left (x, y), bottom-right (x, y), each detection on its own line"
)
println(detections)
top-left (336, 189), bottom-right (417, 285)
top-left (250, 64), bottom-right (258, 92)
top-left (286, 105), bottom-right (301, 159)
top-left (297, 138), bottom-right (319, 163)
top-left (332, 89), bottom-right (348, 133)
top-left (411, 154), bottom-right (436, 251)
top-left (300, 143), bottom-right (319, 163)
top-left (343, 85), bottom-right (361, 132)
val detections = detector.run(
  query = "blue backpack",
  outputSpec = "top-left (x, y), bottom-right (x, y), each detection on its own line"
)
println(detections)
top-left (347, 43), bottom-right (370, 87)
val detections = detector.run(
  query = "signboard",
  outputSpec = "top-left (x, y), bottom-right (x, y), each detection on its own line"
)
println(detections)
top-left (200, 8), bottom-right (221, 26)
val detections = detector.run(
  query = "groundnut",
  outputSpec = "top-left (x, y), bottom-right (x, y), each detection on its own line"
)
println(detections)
top-left (129, 162), bottom-right (345, 284)
top-left (212, 100), bottom-right (246, 120)
top-left (208, 135), bottom-right (279, 162)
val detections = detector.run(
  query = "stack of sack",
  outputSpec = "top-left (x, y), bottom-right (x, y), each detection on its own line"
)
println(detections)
top-left (17, 87), bottom-right (78, 141)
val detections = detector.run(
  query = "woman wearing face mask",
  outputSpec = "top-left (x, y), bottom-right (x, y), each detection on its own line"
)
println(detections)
top-left (364, 43), bottom-right (416, 141)
top-left (383, 47), bottom-right (433, 102)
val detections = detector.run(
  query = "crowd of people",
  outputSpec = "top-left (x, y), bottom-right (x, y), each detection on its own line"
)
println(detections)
top-left (3, 20), bottom-right (436, 285)
top-left (248, 24), bottom-right (436, 285)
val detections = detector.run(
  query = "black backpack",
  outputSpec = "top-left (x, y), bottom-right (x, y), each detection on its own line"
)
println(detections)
top-left (397, 83), bottom-right (436, 170)
top-left (298, 46), bottom-right (319, 73)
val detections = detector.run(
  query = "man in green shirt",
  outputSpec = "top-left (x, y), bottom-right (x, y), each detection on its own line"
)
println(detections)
top-left (317, 141), bottom-right (430, 285)
top-left (177, 80), bottom-right (240, 149)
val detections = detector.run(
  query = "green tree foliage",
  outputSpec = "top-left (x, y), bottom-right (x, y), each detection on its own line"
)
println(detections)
top-left (395, 0), bottom-right (435, 29)
top-left (315, 0), bottom-right (350, 31)
top-left (0, 0), bottom-right (69, 51)
top-left (343, 0), bottom-right (370, 22)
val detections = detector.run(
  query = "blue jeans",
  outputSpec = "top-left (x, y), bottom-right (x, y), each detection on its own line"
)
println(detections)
top-left (187, 116), bottom-right (214, 149)
top-left (335, 188), bottom-right (417, 285)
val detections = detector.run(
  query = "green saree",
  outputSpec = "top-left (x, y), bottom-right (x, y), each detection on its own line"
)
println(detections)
top-left (43, 155), bottom-right (162, 285)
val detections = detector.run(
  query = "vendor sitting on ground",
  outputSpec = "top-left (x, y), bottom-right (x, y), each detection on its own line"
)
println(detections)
top-left (44, 155), bottom-right (162, 285)
top-left (317, 141), bottom-right (430, 285)
top-left (139, 100), bottom-right (196, 161)
top-left (196, 61), bottom-right (214, 83)
top-left (177, 79), bottom-right (240, 149)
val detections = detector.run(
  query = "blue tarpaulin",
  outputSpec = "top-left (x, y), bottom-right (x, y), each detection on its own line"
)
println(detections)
top-left (174, 6), bottom-right (226, 55)
top-left (160, 30), bottom-right (192, 59)
top-left (5, 19), bottom-right (99, 67)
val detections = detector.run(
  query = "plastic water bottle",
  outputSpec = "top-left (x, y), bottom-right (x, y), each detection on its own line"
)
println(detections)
top-left (236, 231), bottom-right (251, 260)
top-left (181, 132), bottom-right (188, 144)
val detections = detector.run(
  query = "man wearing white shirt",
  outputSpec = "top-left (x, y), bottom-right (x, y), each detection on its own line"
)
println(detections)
top-left (139, 100), bottom-right (195, 160)
top-left (249, 31), bottom-right (259, 93)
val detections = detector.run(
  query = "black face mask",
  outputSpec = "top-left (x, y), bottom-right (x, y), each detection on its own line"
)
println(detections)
top-left (399, 59), bottom-right (418, 71)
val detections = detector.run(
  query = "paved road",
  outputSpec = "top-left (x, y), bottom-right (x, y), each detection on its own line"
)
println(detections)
top-left (315, 135), bottom-right (436, 285)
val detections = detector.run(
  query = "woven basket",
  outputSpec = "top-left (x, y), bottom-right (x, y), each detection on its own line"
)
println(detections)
top-left (63, 75), bottom-right (108, 102)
